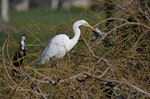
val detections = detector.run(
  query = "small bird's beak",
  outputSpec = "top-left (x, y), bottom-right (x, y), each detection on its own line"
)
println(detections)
top-left (86, 24), bottom-right (95, 30)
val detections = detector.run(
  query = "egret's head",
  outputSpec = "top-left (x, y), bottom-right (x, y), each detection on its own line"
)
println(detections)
top-left (73, 20), bottom-right (94, 30)
top-left (20, 35), bottom-right (26, 41)
top-left (78, 20), bottom-right (95, 30)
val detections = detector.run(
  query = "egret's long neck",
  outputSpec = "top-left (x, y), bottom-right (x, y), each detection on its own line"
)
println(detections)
top-left (69, 24), bottom-right (81, 50)
top-left (72, 25), bottom-right (81, 42)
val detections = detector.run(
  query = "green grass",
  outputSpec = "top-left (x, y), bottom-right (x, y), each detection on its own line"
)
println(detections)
top-left (0, 8), bottom-right (106, 64)
top-left (0, 7), bottom-right (106, 67)
top-left (4, 8), bottom-right (105, 46)
top-left (9, 8), bottom-right (105, 30)
top-left (0, 8), bottom-right (105, 53)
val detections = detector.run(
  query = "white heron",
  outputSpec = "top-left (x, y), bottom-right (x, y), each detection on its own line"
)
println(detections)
top-left (38, 20), bottom-right (95, 65)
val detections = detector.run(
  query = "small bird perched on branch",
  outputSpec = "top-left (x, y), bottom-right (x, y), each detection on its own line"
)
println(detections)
top-left (12, 35), bottom-right (27, 77)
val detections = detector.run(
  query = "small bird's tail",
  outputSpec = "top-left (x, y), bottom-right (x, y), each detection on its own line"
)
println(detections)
top-left (38, 55), bottom-right (45, 65)
top-left (38, 59), bottom-right (44, 65)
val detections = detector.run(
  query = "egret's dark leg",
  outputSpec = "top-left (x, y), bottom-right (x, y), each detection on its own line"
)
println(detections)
top-left (51, 58), bottom-right (58, 67)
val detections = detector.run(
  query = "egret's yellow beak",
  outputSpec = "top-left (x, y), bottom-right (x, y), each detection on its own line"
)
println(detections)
top-left (86, 24), bottom-right (95, 30)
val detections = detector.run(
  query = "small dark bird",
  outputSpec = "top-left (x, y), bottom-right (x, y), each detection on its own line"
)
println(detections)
top-left (91, 27), bottom-right (106, 42)
top-left (12, 35), bottom-right (27, 77)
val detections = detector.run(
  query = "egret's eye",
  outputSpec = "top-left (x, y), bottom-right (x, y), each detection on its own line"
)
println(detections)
top-left (85, 23), bottom-right (88, 26)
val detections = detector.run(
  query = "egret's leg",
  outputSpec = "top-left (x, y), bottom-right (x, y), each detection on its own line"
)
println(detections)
top-left (51, 58), bottom-right (58, 67)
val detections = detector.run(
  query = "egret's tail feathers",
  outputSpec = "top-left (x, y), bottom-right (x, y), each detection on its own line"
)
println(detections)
top-left (38, 59), bottom-right (45, 65)
top-left (38, 54), bottom-right (49, 65)
top-left (38, 57), bottom-right (44, 65)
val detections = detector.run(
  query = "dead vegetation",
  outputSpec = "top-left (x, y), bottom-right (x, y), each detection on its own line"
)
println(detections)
top-left (0, 0), bottom-right (150, 98)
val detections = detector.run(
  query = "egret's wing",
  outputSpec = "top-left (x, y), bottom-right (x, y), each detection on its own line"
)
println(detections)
top-left (38, 34), bottom-right (70, 64)
top-left (38, 42), bottom-right (51, 65)
top-left (47, 34), bottom-right (70, 58)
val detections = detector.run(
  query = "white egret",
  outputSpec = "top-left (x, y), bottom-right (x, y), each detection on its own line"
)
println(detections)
top-left (13, 35), bottom-right (27, 77)
top-left (38, 20), bottom-right (94, 65)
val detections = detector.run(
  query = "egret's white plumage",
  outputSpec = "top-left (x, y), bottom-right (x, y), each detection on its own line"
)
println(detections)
top-left (39, 20), bottom-right (94, 65)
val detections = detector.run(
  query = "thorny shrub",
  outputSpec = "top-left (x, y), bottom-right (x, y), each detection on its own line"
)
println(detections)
top-left (0, 0), bottom-right (150, 98)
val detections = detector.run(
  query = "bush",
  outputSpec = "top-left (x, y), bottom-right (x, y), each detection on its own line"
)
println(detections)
top-left (0, 0), bottom-right (150, 98)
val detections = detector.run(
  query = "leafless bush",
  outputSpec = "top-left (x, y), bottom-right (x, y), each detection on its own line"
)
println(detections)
top-left (0, 0), bottom-right (150, 98)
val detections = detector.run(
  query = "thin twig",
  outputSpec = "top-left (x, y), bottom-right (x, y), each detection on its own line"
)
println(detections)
top-left (82, 37), bottom-right (111, 66)
top-left (2, 39), bottom-right (18, 86)
top-left (94, 18), bottom-right (150, 29)
top-left (83, 71), bottom-right (150, 98)
top-left (126, 82), bottom-right (150, 98)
